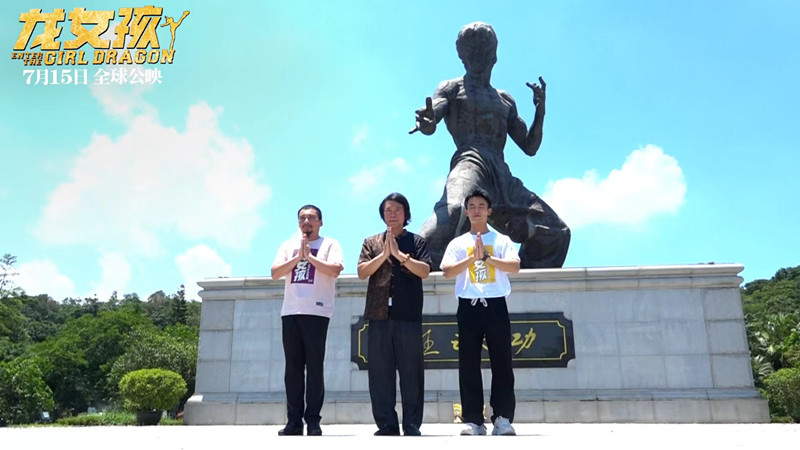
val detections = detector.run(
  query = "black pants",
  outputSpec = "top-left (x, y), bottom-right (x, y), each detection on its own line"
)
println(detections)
top-left (368, 318), bottom-right (425, 430)
top-left (457, 297), bottom-right (515, 425)
top-left (282, 314), bottom-right (330, 426)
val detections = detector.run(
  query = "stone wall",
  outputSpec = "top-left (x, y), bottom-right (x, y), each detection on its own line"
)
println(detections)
top-left (184, 264), bottom-right (769, 424)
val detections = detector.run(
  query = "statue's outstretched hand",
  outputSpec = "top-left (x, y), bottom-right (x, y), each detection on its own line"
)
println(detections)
top-left (526, 77), bottom-right (546, 107)
top-left (409, 97), bottom-right (436, 135)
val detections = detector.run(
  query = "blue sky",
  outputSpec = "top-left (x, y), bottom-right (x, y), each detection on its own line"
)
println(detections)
top-left (1, 1), bottom-right (798, 301)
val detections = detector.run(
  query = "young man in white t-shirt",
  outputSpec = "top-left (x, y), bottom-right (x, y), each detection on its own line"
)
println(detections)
top-left (271, 205), bottom-right (343, 436)
top-left (441, 189), bottom-right (520, 436)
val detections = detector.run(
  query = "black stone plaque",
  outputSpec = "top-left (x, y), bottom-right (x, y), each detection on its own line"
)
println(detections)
top-left (350, 312), bottom-right (574, 370)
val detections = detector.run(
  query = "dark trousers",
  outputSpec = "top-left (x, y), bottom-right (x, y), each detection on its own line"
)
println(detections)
top-left (457, 297), bottom-right (515, 425)
top-left (368, 318), bottom-right (425, 430)
top-left (282, 314), bottom-right (330, 426)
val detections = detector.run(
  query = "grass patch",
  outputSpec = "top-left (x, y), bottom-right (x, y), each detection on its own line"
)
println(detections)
top-left (57, 411), bottom-right (136, 426)
top-left (54, 411), bottom-right (183, 426)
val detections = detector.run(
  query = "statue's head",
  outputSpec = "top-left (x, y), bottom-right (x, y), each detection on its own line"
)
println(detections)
top-left (456, 22), bottom-right (498, 76)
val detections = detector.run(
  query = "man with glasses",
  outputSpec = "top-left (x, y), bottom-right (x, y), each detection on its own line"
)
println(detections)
top-left (271, 204), bottom-right (344, 436)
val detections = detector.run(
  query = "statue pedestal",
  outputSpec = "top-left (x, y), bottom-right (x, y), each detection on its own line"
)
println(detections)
top-left (184, 264), bottom-right (769, 425)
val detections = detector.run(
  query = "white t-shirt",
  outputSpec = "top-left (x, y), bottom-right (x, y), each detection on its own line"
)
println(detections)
top-left (272, 236), bottom-right (343, 318)
top-left (440, 229), bottom-right (519, 299)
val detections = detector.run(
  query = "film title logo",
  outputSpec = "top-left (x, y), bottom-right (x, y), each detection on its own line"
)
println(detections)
top-left (12, 6), bottom-right (190, 67)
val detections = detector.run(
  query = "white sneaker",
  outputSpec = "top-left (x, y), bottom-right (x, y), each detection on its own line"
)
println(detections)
top-left (460, 422), bottom-right (487, 436)
top-left (491, 416), bottom-right (516, 436)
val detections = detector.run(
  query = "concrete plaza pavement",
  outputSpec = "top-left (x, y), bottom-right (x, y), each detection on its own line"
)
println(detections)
top-left (2, 423), bottom-right (798, 450)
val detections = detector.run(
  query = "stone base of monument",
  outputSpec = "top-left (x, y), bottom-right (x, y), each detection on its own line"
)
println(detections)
top-left (184, 264), bottom-right (770, 425)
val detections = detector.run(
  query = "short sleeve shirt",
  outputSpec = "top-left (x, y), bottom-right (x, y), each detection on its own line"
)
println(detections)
top-left (273, 236), bottom-right (343, 318)
top-left (441, 229), bottom-right (519, 299)
top-left (358, 231), bottom-right (432, 321)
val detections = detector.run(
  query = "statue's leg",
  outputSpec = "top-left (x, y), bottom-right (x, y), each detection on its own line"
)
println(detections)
top-left (518, 196), bottom-right (571, 268)
top-left (419, 169), bottom-right (475, 270)
top-left (490, 194), bottom-right (571, 269)
top-left (519, 224), bottom-right (571, 268)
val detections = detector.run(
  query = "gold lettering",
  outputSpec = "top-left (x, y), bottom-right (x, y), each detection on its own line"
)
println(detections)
top-left (15, 9), bottom-right (65, 51)
top-left (134, 50), bottom-right (146, 64)
top-left (422, 329), bottom-right (440, 356)
top-left (511, 328), bottom-right (537, 355)
top-left (119, 49), bottom-right (133, 64)
top-left (105, 49), bottom-right (117, 64)
top-left (160, 49), bottom-right (174, 64)
top-left (114, 6), bottom-right (162, 50)
top-left (65, 8), bottom-right (114, 50)
top-left (112, 8), bottom-right (131, 49)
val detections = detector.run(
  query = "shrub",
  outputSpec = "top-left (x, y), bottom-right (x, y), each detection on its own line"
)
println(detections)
top-left (54, 410), bottom-right (183, 426)
top-left (118, 368), bottom-right (186, 412)
top-left (763, 367), bottom-right (800, 422)
top-left (56, 411), bottom-right (136, 426)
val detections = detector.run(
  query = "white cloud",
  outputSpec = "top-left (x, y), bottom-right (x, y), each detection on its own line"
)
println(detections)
top-left (348, 158), bottom-right (412, 194)
top-left (90, 23), bottom-right (155, 121)
top-left (352, 124), bottom-right (369, 148)
top-left (16, 260), bottom-right (76, 301)
top-left (90, 82), bottom-right (156, 120)
top-left (88, 253), bottom-right (132, 301)
top-left (34, 101), bottom-right (271, 255)
top-left (175, 245), bottom-right (232, 300)
top-left (542, 145), bottom-right (686, 229)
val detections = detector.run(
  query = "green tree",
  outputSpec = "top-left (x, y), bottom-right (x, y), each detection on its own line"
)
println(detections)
top-left (763, 368), bottom-right (800, 422)
top-left (0, 253), bottom-right (19, 295)
top-left (28, 308), bottom-right (153, 413)
top-left (20, 294), bottom-right (62, 343)
top-left (171, 285), bottom-right (188, 326)
top-left (0, 297), bottom-right (27, 342)
top-left (185, 300), bottom-right (201, 328)
top-left (28, 336), bottom-right (91, 415)
top-left (108, 325), bottom-right (197, 409)
top-left (145, 290), bottom-right (173, 328)
top-left (743, 265), bottom-right (800, 392)
top-left (0, 358), bottom-right (55, 425)
top-left (743, 266), bottom-right (800, 317)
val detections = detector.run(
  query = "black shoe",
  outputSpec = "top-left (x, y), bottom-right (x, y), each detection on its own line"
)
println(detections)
top-left (307, 424), bottom-right (322, 436)
top-left (403, 425), bottom-right (421, 436)
top-left (374, 425), bottom-right (401, 436)
top-left (278, 423), bottom-right (303, 436)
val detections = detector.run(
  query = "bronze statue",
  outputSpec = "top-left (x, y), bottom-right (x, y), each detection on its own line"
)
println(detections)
top-left (411, 22), bottom-right (570, 269)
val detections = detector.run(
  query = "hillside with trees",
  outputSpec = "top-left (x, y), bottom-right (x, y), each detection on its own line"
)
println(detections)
top-left (1, 254), bottom-right (200, 425)
top-left (742, 266), bottom-right (800, 421)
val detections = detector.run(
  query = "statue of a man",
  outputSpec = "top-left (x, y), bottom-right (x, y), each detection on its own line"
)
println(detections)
top-left (411, 22), bottom-right (570, 269)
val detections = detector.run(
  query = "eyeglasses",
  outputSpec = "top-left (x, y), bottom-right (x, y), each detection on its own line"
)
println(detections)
top-left (298, 215), bottom-right (320, 222)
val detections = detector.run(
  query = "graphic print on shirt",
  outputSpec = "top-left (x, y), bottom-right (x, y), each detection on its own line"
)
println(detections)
top-left (468, 245), bottom-right (495, 284)
top-left (291, 248), bottom-right (318, 284)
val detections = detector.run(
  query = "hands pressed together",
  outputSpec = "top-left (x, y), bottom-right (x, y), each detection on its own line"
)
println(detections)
top-left (299, 235), bottom-right (311, 259)
top-left (383, 228), bottom-right (408, 264)
top-left (472, 232), bottom-right (488, 263)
